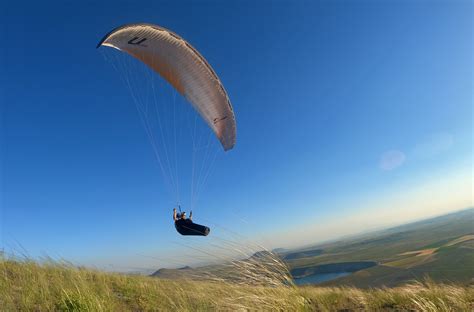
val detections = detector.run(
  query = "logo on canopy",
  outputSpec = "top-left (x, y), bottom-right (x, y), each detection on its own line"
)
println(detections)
top-left (128, 37), bottom-right (147, 47)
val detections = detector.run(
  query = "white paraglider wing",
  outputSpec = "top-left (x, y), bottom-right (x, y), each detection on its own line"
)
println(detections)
top-left (97, 23), bottom-right (236, 151)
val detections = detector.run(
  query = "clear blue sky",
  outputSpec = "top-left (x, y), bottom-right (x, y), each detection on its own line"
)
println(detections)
top-left (1, 1), bottom-right (472, 270)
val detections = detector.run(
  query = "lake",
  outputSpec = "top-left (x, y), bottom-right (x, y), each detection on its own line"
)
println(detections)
top-left (293, 272), bottom-right (351, 285)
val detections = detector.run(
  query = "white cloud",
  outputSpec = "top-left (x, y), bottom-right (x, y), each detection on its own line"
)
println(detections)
top-left (379, 150), bottom-right (406, 171)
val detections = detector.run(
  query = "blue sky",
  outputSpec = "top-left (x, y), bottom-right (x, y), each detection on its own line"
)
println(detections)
top-left (1, 1), bottom-right (472, 270)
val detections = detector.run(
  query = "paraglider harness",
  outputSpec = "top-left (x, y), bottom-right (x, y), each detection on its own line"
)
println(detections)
top-left (174, 205), bottom-right (210, 236)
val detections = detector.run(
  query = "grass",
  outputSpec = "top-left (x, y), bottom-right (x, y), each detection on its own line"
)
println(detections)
top-left (2, 209), bottom-right (472, 310)
top-left (1, 257), bottom-right (473, 311)
top-left (384, 254), bottom-right (433, 269)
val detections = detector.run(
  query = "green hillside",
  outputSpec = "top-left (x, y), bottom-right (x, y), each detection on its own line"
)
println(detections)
top-left (284, 208), bottom-right (474, 287)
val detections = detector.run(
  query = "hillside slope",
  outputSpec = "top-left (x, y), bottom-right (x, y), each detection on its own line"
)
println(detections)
top-left (1, 259), bottom-right (473, 311)
top-left (284, 208), bottom-right (474, 287)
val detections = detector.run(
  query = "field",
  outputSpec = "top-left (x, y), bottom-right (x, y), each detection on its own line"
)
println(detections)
top-left (1, 258), bottom-right (473, 311)
top-left (282, 208), bottom-right (474, 288)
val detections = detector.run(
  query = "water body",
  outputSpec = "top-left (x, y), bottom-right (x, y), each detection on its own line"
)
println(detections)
top-left (293, 272), bottom-right (351, 285)
top-left (291, 261), bottom-right (377, 285)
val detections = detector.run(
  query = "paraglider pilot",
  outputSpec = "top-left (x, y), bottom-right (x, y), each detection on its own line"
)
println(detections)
top-left (173, 207), bottom-right (210, 236)
top-left (173, 208), bottom-right (192, 222)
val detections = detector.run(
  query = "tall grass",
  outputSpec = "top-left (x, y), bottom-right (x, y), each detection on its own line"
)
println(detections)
top-left (1, 255), bottom-right (472, 311)
top-left (166, 237), bottom-right (294, 287)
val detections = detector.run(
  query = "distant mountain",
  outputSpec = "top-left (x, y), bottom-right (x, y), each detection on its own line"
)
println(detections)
top-left (282, 249), bottom-right (323, 260)
top-left (151, 250), bottom-right (286, 282)
top-left (151, 266), bottom-right (195, 279)
top-left (272, 248), bottom-right (288, 254)
top-left (250, 250), bottom-right (275, 259)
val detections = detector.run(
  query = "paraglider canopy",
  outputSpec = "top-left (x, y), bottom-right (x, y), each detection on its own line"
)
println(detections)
top-left (97, 23), bottom-right (236, 151)
top-left (97, 23), bottom-right (236, 230)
